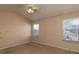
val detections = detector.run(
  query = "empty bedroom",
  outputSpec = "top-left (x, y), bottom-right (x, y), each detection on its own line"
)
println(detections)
top-left (0, 4), bottom-right (79, 54)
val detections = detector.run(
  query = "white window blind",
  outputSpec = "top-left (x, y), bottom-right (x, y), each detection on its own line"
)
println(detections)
top-left (63, 18), bottom-right (79, 42)
top-left (33, 24), bottom-right (39, 36)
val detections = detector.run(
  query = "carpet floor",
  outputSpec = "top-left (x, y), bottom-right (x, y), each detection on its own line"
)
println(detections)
top-left (0, 42), bottom-right (78, 54)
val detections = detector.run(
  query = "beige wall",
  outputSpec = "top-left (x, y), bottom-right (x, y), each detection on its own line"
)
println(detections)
top-left (32, 12), bottom-right (79, 52)
top-left (0, 11), bottom-right (31, 49)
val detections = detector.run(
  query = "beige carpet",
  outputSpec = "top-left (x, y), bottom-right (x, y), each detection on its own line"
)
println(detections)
top-left (0, 42), bottom-right (78, 54)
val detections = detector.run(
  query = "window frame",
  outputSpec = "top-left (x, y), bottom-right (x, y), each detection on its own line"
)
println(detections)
top-left (32, 23), bottom-right (39, 37)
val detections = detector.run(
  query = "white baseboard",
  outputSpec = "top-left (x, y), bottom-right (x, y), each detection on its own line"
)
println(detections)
top-left (33, 41), bottom-right (79, 53)
top-left (0, 40), bottom-right (30, 50)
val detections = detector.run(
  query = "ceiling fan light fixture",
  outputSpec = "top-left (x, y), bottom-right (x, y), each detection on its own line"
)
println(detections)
top-left (25, 4), bottom-right (38, 14)
top-left (26, 8), bottom-right (34, 13)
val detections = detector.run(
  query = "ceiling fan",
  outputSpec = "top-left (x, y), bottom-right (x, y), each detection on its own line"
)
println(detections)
top-left (24, 4), bottom-right (38, 14)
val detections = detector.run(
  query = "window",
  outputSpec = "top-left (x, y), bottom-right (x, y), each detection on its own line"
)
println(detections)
top-left (63, 18), bottom-right (79, 42)
top-left (33, 24), bottom-right (39, 36)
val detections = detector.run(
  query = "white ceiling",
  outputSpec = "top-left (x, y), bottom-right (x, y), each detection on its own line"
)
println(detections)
top-left (0, 4), bottom-right (79, 20)
top-left (25, 4), bottom-right (79, 20)
top-left (0, 4), bottom-right (21, 11)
